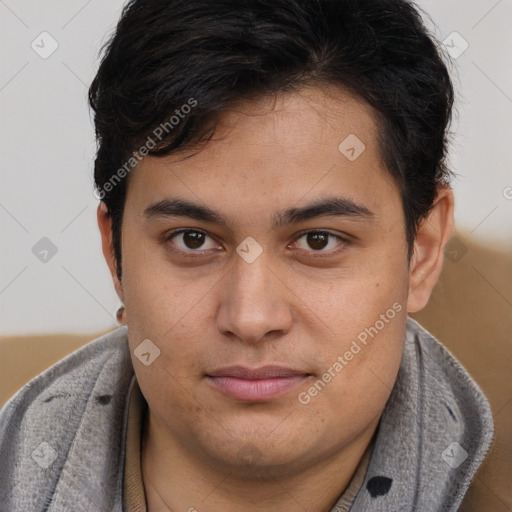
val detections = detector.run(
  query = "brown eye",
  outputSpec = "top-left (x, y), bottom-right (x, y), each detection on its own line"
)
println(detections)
top-left (294, 230), bottom-right (344, 253)
top-left (306, 232), bottom-right (329, 250)
top-left (182, 231), bottom-right (205, 249)
top-left (167, 229), bottom-right (219, 253)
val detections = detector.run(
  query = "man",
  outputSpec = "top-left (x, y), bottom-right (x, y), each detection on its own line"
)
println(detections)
top-left (0, 0), bottom-right (494, 511)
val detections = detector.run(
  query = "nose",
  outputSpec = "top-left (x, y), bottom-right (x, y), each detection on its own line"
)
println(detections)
top-left (215, 249), bottom-right (293, 345)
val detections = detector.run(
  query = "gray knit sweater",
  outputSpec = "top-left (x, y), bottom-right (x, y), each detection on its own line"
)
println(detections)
top-left (0, 317), bottom-right (494, 511)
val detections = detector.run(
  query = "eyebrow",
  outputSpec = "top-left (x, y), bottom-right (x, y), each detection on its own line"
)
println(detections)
top-left (143, 196), bottom-right (375, 229)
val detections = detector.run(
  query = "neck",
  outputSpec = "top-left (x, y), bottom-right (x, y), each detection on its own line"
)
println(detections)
top-left (141, 410), bottom-right (378, 512)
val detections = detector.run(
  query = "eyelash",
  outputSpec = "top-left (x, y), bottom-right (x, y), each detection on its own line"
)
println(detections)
top-left (163, 228), bottom-right (350, 259)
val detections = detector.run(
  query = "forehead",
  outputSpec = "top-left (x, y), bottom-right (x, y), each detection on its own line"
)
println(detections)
top-left (125, 85), bottom-right (399, 221)
top-left (200, 84), bottom-right (380, 157)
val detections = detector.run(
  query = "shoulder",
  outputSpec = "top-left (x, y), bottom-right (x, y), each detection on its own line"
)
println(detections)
top-left (405, 317), bottom-right (496, 509)
top-left (405, 316), bottom-right (494, 422)
top-left (0, 325), bottom-right (132, 418)
top-left (0, 326), bottom-right (134, 511)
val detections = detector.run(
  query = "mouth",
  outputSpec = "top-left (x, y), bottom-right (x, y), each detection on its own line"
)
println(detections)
top-left (205, 365), bottom-right (312, 402)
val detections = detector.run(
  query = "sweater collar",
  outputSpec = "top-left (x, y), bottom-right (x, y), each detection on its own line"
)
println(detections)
top-left (0, 318), bottom-right (493, 512)
top-left (345, 317), bottom-right (494, 511)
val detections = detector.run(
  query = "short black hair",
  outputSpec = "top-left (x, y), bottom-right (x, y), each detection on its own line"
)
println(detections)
top-left (89, 0), bottom-right (454, 281)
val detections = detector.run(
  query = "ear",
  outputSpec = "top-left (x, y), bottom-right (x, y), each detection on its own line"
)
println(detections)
top-left (97, 202), bottom-right (124, 304)
top-left (407, 183), bottom-right (454, 313)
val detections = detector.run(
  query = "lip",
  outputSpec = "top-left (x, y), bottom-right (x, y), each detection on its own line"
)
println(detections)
top-left (206, 365), bottom-right (311, 401)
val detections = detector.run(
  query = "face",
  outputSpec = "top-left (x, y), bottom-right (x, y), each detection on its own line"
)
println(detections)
top-left (116, 85), bottom-right (412, 476)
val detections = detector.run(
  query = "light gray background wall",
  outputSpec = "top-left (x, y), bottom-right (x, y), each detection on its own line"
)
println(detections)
top-left (1, 0), bottom-right (511, 335)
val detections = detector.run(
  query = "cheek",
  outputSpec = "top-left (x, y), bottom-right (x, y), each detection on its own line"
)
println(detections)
top-left (296, 252), bottom-right (409, 343)
top-left (121, 236), bottom-right (209, 342)
top-left (137, 364), bottom-right (207, 439)
top-left (304, 307), bottom-right (407, 437)
top-left (298, 255), bottom-right (408, 417)
top-left (128, 321), bottom-right (207, 429)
